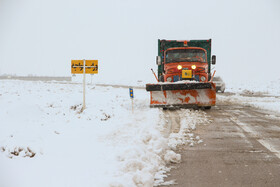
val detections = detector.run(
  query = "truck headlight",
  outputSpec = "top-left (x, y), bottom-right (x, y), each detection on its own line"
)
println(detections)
top-left (177, 65), bottom-right (182, 70)
top-left (167, 77), bottom-right (172, 82)
top-left (191, 65), bottom-right (196, 70)
top-left (200, 76), bottom-right (206, 81)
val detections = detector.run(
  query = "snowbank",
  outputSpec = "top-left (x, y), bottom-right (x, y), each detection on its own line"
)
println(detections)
top-left (218, 93), bottom-right (280, 114)
top-left (226, 79), bottom-right (280, 96)
top-left (0, 80), bottom-right (208, 187)
top-left (219, 78), bottom-right (280, 114)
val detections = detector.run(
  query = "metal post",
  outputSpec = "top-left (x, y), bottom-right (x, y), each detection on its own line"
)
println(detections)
top-left (83, 59), bottom-right (86, 111)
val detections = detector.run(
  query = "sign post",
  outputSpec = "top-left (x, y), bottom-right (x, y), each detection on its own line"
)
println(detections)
top-left (129, 88), bottom-right (134, 113)
top-left (71, 59), bottom-right (98, 111)
top-left (83, 59), bottom-right (86, 110)
top-left (90, 74), bottom-right (93, 85)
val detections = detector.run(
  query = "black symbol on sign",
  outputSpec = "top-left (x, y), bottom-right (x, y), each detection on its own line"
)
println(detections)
top-left (94, 64), bottom-right (98, 71)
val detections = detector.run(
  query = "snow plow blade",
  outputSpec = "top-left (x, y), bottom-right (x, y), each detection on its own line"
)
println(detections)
top-left (146, 82), bottom-right (216, 108)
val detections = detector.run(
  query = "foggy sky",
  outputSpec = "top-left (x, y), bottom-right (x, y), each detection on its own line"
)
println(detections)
top-left (0, 0), bottom-right (279, 84)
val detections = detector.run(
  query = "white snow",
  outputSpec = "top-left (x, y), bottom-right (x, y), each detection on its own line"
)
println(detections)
top-left (167, 110), bottom-right (209, 151)
top-left (218, 79), bottom-right (280, 114)
top-left (0, 80), bottom-right (208, 187)
top-left (226, 79), bottom-right (280, 96)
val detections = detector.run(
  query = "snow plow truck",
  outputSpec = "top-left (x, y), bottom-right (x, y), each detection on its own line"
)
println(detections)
top-left (146, 39), bottom-right (217, 109)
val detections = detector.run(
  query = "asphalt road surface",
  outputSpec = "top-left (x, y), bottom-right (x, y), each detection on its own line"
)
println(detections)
top-left (161, 95), bottom-right (280, 187)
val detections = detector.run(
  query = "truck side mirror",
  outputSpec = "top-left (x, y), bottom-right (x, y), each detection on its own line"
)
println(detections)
top-left (156, 56), bottom-right (162, 65)
top-left (212, 55), bottom-right (216, 65)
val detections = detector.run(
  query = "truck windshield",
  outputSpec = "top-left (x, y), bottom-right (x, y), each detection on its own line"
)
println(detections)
top-left (166, 49), bottom-right (206, 63)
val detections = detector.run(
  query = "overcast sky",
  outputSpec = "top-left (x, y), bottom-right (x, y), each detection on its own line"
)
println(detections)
top-left (0, 0), bottom-right (279, 84)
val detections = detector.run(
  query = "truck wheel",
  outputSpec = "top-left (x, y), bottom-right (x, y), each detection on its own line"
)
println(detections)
top-left (204, 106), bottom-right (211, 109)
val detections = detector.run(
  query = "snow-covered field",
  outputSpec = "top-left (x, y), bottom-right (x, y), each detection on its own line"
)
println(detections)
top-left (0, 80), bottom-right (208, 187)
top-left (219, 79), bottom-right (280, 114)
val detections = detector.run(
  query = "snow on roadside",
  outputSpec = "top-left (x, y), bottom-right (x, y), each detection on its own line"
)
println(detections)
top-left (218, 93), bottom-right (280, 114)
top-left (0, 80), bottom-right (209, 187)
top-left (167, 110), bottom-right (209, 151)
top-left (219, 79), bottom-right (280, 114)
top-left (226, 79), bottom-right (280, 96)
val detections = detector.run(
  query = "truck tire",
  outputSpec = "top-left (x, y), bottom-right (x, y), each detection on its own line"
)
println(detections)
top-left (204, 106), bottom-right (211, 109)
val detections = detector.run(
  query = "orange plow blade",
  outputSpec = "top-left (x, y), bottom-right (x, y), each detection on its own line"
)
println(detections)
top-left (146, 82), bottom-right (216, 108)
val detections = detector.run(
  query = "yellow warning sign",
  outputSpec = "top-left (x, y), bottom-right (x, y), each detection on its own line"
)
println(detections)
top-left (71, 60), bottom-right (98, 74)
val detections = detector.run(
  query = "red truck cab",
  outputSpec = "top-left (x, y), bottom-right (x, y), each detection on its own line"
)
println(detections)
top-left (162, 47), bottom-right (210, 83)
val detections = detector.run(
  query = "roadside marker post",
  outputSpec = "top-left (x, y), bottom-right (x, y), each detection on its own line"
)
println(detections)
top-left (129, 88), bottom-right (134, 113)
top-left (71, 59), bottom-right (98, 111)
